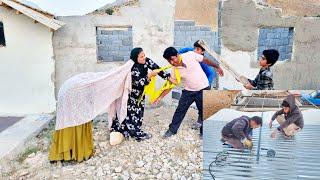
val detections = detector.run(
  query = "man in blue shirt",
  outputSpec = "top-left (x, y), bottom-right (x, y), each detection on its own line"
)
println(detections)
top-left (178, 40), bottom-right (223, 88)
top-left (178, 40), bottom-right (224, 131)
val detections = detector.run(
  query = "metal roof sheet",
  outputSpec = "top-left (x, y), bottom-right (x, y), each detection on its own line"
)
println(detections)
top-left (203, 109), bottom-right (320, 180)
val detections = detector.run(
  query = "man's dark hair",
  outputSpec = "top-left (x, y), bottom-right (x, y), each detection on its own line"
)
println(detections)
top-left (163, 47), bottom-right (178, 61)
top-left (194, 40), bottom-right (205, 51)
top-left (263, 49), bottom-right (279, 67)
top-left (282, 101), bottom-right (290, 108)
top-left (250, 116), bottom-right (262, 125)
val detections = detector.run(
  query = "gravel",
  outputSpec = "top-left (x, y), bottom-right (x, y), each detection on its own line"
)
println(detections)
top-left (0, 105), bottom-right (202, 179)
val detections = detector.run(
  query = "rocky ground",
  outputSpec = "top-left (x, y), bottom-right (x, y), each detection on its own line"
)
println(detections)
top-left (0, 103), bottom-right (202, 180)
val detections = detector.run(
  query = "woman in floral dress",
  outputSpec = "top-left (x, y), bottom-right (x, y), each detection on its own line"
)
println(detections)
top-left (111, 47), bottom-right (170, 141)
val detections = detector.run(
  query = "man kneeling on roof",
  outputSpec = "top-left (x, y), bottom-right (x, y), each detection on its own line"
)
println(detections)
top-left (269, 94), bottom-right (304, 138)
top-left (221, 116), bottom-right (262, 149)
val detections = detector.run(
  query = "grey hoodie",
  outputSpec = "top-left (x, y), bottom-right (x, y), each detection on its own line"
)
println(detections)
top-left (222, 116), bottom-right (253, 140)
top-left (271, 94), bottom-right (304, 130)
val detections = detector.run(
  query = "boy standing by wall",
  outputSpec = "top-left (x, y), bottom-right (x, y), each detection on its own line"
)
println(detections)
top-left (245, 49), bottom-right (279, 90)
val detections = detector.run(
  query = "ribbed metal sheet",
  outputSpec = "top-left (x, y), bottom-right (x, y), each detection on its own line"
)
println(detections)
top-left (203, 110), bottom-right (320, 180)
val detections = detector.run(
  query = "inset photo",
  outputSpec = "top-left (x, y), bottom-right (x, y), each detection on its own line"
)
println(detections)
top-left (203, 90), bottom-right (320, 179)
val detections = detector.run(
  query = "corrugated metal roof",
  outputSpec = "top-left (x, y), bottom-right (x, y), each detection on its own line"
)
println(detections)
top-left (203, 110), bottom-right (320, 180)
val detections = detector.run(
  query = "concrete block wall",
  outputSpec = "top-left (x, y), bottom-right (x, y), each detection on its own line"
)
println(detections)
top-left (257, 27), bottom-right (294, 61)
top-left (174, 20), bottom-right (219, 53)
top-left (173, 20), bottom-right (220, 89)
top-left (96, 27), bottom-right (133, 62)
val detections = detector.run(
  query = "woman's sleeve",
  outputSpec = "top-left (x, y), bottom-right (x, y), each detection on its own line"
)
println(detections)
top-left (131, 66), bottom-right (150, 88)
top-left (146, 58), bottom-right (170, 80)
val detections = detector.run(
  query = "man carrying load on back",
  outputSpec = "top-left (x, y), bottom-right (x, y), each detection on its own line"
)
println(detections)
top-left (178, 40), bottom-right (224, 130)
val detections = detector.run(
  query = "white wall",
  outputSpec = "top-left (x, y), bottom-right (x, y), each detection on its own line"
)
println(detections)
top-left (0, 7), bottom-right (56, 115)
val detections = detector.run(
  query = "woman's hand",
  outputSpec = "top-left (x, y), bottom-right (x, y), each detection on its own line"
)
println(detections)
top-left (147, 70), bottom-right (158, 79)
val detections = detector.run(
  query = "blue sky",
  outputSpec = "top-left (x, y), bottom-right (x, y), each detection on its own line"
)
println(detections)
top-left (27, 0), bottom-right (116, 16)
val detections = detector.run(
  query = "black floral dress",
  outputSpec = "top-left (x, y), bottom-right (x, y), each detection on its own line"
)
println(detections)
top-left (111, 58), bottom-right (170, 141)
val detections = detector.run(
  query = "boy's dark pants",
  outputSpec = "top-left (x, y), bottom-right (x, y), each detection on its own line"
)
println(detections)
top-left (169, 87), bottom-right (209, 135)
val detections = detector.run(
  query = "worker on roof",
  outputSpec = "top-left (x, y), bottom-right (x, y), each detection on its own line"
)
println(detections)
top-left (221, 116), bottom-right (262, 149)
top-left (269, 94), bottom-right (304, 138)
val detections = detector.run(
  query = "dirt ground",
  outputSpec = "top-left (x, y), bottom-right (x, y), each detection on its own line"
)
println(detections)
top-left (0, 105), bottom-right (202, 180)
top-left (203, 90), bottom-right (240, 120)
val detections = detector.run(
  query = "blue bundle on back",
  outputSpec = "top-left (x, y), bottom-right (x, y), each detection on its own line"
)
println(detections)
top-left (178, 47), bottom-right (217, 86)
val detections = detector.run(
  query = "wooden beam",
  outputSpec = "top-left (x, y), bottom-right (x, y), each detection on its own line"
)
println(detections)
top-left (12, 0), bottom-right (55, 18)
top-left (1, 3), bottom-right (12, 10)
top-left (198, 39), bottom-right (250, 86)
top-left (1, 0), bottom-right (65, 30)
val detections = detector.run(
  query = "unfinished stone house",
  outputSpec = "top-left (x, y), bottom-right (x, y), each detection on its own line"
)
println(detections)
top-left (219, 0), bottom-right (320, 90)
top-left (2, 0), bottom-right (318, 116)
top-left (54, 0), bottom-right (218, 102)
top-left (54, 0), bottom-right (320, 97)
top-left (53, 0), bottom-right (174, 101)
top-left (53, 0), bottom-right (220, 102)
top-left (0, 0), bottom-right (220, 115)
top-left (0, 0), bottom-right (64, 115)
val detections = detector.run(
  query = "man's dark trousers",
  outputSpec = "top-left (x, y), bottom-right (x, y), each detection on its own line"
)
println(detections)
top-left (169, 87), bottom-right (209, 135)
